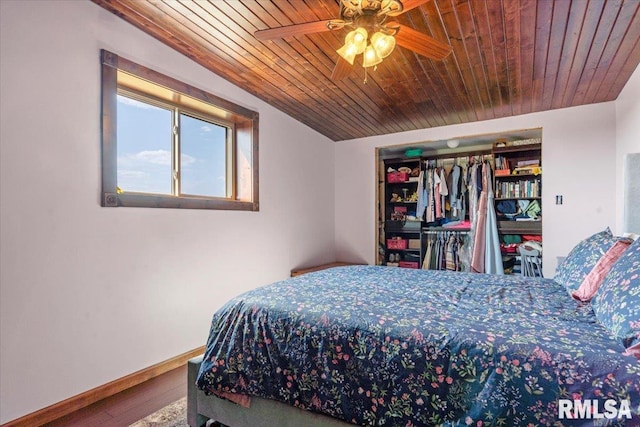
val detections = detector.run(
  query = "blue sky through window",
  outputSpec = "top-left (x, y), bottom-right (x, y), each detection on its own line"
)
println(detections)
top-left (180, 114), bottom-right (226, 197)
top-left (116, 95), bottom-right (226, 197)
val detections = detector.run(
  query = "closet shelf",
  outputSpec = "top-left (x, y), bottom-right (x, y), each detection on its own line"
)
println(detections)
top-left (495, 173), bottom-right (540, 179)
top-left (497, 221), bottom-right (542, 234)
top-left (492, 143), bottom-right (541, 154)
top-left (422, 227), bottom-right (471, 232)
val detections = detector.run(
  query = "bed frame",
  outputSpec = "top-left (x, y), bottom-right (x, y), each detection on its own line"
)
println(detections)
top-left (187, 356), bottom-right (353, 427)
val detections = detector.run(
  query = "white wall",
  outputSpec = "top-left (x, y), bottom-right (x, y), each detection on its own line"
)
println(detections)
top-left (615, 63), bottom-right (640, 233)
top-left (335, 103), bottom-right (618, 278)
top-left (0, 1), bottom-right (335, 423)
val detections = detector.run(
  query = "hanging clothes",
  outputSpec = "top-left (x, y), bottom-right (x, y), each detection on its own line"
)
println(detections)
top-left (445, 234), bottom-right (457, 271)
top-left (471, 193), bottom-right (487, 272)
top-left (466, 161), bottom-right (480, 271)
top-left (422, 236), bottom-right (434, 269)
top-left (439, 167), bottom-right (449, 219)
top-left (416, 169), bottom-right (427, 220)
top-left (484, 163), bottom-right (504, 274)
top-left (449, 164), bottom-right (462, 217)
top-left (471, 161), bottom-right (504, 274)
top-left (425, 167), bottom-right (436, 224)
top-left (422, 231), bottom-right (467, 271)
top-left (433, 169), bottom-right (442, 219)
top-left (467, 162), bottom-right (480, 229)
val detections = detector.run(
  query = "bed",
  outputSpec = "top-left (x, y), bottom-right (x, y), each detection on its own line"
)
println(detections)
top-left (189, 231), bottom-right (640, 427)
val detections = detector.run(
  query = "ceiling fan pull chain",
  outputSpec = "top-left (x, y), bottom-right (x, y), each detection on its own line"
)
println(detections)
top-left (364, 67), bottom-right (368, 84)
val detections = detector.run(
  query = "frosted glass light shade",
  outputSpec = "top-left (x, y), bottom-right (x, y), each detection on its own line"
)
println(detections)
top-left (363, 44), bottom-right (382, 68)
top-left (371, 31), bottom-right (396, 58)
top-left (337, 43), bottom-right (358, 65)
top-left (345, 27), bottom-right (368, 54)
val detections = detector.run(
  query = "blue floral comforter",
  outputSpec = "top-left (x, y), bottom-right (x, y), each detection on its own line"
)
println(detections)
top-left (197, 266), bottom-right (640, 426)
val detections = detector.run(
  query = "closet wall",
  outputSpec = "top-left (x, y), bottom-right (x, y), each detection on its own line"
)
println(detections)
top-left (335, 102), bottom-right (618, 278)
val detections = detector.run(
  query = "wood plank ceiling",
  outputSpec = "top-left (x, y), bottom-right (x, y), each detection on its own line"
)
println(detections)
top-left (93, 0), bottom-right (640, 142)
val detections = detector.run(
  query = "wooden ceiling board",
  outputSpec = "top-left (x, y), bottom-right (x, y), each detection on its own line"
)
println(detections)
top-left (92, 0), bottom-right (640, 142)
top-left (413, 1), bottom-right (474, 124)
top-left (549, 0), bottom-right (588, 110)
top-left (588, 0), bottom-right (640, 101)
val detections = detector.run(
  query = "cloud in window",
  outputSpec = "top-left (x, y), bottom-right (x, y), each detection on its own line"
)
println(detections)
top-left (118, 170), bottom-right (148, 179)
top-left (134, 149), bottom-right (171, 165)
top-left (181, 153), bottom-right (196, 167)
top-left (117, 96), bottom-right (162, 110)
top-left (122, 149), bottom-right (196, 167)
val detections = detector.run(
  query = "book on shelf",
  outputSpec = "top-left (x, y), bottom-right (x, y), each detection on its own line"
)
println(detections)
top-left (517, 159), bottom-right (540, 167)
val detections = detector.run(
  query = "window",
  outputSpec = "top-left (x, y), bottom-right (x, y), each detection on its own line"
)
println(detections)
top-left (101, 50), bottom-right (259, 210)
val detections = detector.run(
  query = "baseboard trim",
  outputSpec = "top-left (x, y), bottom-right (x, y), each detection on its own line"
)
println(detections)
top-left (1, 345), bottom-right (205, 427)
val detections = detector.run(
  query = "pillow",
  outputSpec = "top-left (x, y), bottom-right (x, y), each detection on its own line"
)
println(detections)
top-left (554, 228), bottom-right (623, 295)
top-left (571, 239), bottom-right (632, 302)
top-left (592, 237), bottom-right (640, 348)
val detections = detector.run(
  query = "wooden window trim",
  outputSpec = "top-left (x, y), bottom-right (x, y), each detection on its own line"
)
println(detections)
top-left (100, 49), bottom-right (259, 211)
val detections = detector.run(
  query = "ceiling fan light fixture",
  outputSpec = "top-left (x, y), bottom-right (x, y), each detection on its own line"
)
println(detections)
top-left (363, 44), bottom-right (382, 68)
top-left (371, 31), bottom-right (396, 58)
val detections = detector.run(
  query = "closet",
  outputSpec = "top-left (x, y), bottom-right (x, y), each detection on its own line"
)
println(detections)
top-left (376, 129), bottom-right (542, 275)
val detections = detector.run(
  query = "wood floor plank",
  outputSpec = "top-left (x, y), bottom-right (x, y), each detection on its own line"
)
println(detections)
top-left (45, 365), bottom-right (187, 427)
top-left (102, 367), bottom-right (186, 417)
top-left (105, 385), bottom-right (186, 426)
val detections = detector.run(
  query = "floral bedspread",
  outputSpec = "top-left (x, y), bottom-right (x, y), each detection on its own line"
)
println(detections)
top-left (196, 266), bottom-right (640, 426)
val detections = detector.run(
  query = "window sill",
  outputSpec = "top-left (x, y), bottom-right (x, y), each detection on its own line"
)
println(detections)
top-left (103, 192), bottom-right (258, 211)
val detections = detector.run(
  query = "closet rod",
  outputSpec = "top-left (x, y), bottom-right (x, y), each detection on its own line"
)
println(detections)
top-left (422, 229), bottom-right (470, 235)
top-left (421, 148), bottom-right (492, 161)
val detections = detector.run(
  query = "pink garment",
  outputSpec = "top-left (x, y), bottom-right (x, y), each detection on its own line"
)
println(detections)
top-left (471, 191), bottom-right (487, 273)
top-left (434, 174), bottom-right (442, 219)
top-left (443, 220), bottom-right (472, 229)
top-left (471, 163), bottom-right (491, 273)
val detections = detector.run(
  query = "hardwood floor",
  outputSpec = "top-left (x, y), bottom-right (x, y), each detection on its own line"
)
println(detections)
top-left (45, 364), bottom-right (187, 427)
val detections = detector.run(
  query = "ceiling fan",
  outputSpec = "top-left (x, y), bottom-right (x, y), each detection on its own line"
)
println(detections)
top-left (254, 0), bottom-right (452, 81)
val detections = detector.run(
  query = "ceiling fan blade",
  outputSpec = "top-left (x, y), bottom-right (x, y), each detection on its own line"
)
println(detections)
top-left (254, 20), bottom-right (337, 41)
top-left (331, 56), bottom-right (354, 81)
top-left (394, 24), bottom-right (452, 60)
top-left (387, 0), bottom-right (430, 16)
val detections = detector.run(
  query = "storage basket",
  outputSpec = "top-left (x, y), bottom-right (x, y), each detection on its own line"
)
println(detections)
top-left (402, 220), bottom-right (421, 231)
top-left (408, 239), bottom-right (421, 249)
top-left (387, 172), bottom-right (409, 183)
top-left (387, 238), bottom-right (408, 249)
top-left (399, 261), bottom-right (419, 269)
